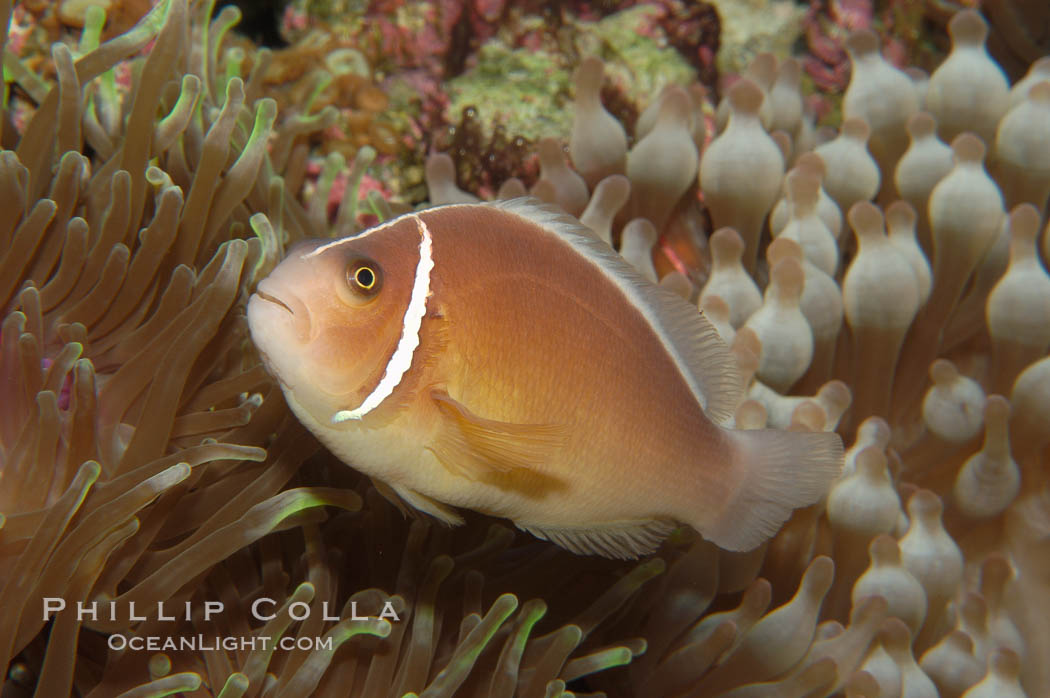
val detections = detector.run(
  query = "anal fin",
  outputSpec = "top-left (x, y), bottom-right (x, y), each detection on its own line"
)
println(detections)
top-left (428, 389), bottom-right (567, 481)
top-left (518, 519), bottom-right (675, 559)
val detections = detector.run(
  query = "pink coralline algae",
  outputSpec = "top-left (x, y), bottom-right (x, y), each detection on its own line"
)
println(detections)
top-left (363, 0), bottom-right (505, 78)
top-left (802, 0), bottom-right (873, 92)
top-left (280, 4), bottom-right (308, 34)
top-left (800, 0), bottom-right (942, 96)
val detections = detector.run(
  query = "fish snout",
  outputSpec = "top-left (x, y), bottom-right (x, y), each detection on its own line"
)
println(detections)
top-left (249, 279), bottom-right (311, 342)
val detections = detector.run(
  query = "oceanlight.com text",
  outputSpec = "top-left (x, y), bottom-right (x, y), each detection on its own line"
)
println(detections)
top-left (107, 634), bottom-right (334, 652)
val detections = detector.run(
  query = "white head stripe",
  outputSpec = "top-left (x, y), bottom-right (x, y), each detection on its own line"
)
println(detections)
top-left (332, 215), bottom-right (434, 423)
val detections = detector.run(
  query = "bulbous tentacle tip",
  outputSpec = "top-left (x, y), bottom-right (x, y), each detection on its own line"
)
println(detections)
top-left (842, 117), bottom-right (872, 143)
top-left (885, 200), bottom-right (918, 230)
top-left (573, 55), bottom-right (605, 94)
top-left (948, 9), bottom-right (989, 45)
top-left (848, 200), bottom-right (885, 240)
top-left (907, 111), bottom-right (938, 138)
top-left (748, 52), bottom-right (778, 87)
top-left (950, 132), bottom-right (986, 163)
top-left (845, 29), bottom-right (880, 58)
top-left (770, 256), bottom-right (805, 298)
top-left (794, 151), bottom-right (828, 179)
top-left (728, 79), bottom-right (765, 116)
top-left (766, 236), bottom-right (802, 266)
top-left (711, 227), bottom-right (745, 260)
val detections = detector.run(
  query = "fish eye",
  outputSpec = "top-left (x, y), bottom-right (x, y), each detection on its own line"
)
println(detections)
top-left (347, 260), bottom-right (381, 297)
top-left (355, 267), bottom-right (375, 289)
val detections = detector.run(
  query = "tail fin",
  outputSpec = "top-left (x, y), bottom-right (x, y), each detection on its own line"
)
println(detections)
top-left (700, 429), bottom-right (843, 552)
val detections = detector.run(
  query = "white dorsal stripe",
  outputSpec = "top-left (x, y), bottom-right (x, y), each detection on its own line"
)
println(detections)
top-left (332, 215), bottom-right (435, 423)
top-left (304, 213), bottom-right (407, 259)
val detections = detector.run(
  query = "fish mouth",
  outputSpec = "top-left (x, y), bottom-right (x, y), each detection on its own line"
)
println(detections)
top-left (255, 289), bottom-right (294, 315)
top-left (249, 280), bottom-right (311, 343)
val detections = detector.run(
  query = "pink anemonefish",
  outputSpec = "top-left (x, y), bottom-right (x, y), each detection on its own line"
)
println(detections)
top-left (247, 199), bottom-right (843, 559)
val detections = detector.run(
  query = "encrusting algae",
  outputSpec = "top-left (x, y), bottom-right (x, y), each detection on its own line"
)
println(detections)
top-left (1, 0), bottom-right (1049, 697)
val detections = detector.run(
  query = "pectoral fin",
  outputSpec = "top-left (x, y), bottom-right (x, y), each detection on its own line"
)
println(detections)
top-left (428, 389), bottom-right (567, 480)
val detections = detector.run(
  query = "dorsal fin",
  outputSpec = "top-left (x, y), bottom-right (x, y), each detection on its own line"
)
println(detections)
top-left (493, 198), bottom-right (743, 424)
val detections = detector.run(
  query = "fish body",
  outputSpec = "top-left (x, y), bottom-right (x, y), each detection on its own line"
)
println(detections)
top-left (247, 199), bottom-right (843, 558)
